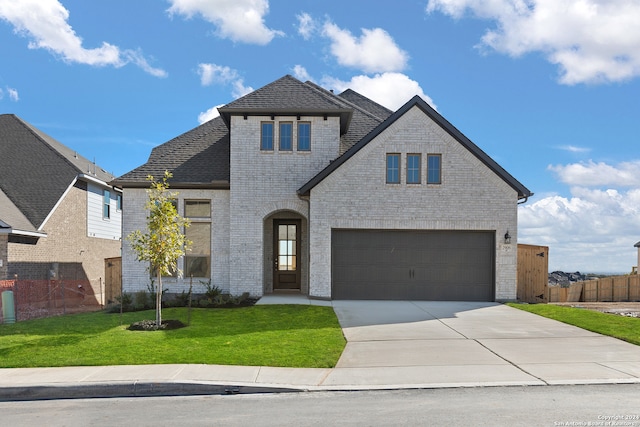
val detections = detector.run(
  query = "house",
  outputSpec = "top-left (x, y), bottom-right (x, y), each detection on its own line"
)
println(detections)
top-left (635, 241), bottom-right (640, 274)
top-left (0, 114), bottom-right (122, 298)
top-left (113, 75), bottom-right (532, 302)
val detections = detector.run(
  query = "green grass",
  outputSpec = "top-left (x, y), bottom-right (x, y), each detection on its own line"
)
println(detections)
top-left (508, 303), bottom-right (640, 346)
top-left (0, 306), bottom-right (346, 368)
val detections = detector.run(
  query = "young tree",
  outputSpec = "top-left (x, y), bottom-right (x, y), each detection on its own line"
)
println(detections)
top-left (127, 171), bottom-right (190, 328)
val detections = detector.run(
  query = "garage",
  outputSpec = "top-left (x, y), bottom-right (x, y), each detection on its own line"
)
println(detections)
top-left (331, 230), bottom-right (495, 301)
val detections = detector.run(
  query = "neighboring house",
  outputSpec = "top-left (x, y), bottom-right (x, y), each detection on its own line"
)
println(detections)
top-left (635, 241), bottom-right (640, 274)
top-left (0, 114), bottom-right (121, 296)
top-left (113, 75), bottom-right (532, 302)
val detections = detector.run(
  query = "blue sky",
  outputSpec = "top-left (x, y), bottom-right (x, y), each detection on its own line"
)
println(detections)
top-left (1, 0), bottom-right (639, 273)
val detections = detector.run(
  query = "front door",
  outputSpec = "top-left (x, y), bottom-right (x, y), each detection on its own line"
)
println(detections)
top-left (273, 219), bottom-right (301, 290)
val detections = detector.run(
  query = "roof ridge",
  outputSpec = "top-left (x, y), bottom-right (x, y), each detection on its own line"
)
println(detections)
top-left (13, 115), bottom-right (114, 180)
top-left (11, 115), bottom-right (85, 176)
top-left (303, 81), bottom-right (389, 123)
top-left (338, 89), bottom-right (394, 120)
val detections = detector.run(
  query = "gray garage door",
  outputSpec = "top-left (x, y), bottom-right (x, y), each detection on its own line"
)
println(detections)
top-left (331, 230), bottom-right (495, 301)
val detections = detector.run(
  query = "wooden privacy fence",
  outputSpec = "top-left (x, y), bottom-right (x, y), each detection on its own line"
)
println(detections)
top-left (0, 279), bottom-right (102, 322)
top-left (548, 275), bottom-right (640, 303)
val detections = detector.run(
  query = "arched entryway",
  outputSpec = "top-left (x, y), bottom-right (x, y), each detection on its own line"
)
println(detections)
top-left (263, 210), bottom-right (308, 295)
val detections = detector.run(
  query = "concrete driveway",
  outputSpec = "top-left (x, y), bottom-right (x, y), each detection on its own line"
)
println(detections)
top-left (322, 300), bottom-right (640, 388)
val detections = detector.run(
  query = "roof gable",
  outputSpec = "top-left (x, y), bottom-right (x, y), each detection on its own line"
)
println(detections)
top-left (0, 114), bottom-right (114, 229)
top-left (298, 96), bottom-right (533, 200)
top-left (218, 75), bottom-right (354, 134)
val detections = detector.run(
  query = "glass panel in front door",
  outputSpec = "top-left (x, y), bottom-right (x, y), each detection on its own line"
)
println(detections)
top-left (278, 224), bottom-right (297, 271)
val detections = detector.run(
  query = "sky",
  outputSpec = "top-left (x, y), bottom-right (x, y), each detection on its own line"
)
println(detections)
top-left (1, 0), bottom-right (639, 274)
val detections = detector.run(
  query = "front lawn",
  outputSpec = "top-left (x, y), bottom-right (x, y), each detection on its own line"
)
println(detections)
top-left (507, 303), bottom-right (640, 346)
top-left (0, 305), bottom-right (346, 368)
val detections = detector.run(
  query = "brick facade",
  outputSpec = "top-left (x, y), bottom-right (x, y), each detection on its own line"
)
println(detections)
top-left (228, 115), bottom-right (340, 296)
top-left (0, 234), bottom-right (7, 279)
top-left (6, 184), bottom-right (120, 300)
top-left (121, 188), bottom-right (230, 295)
top-left (308, 106), bottom-right (519, 300)
top-left (119, 78), bottom-right (528, 301)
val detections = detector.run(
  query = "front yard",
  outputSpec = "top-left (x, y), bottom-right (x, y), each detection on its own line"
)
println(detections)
top-left (0, 305), bottom-right (346, 368)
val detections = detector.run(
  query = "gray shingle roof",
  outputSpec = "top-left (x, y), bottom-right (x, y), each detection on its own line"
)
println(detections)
top-left (113, 116), bottom-right (230, 188)
top-left (0, 114), bottom-right (115, 229)
top-left (219, 75), bottom-right (354, 134)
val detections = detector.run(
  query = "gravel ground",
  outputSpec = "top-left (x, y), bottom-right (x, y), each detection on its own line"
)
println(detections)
top-left (551, 302), bottom-right (640, 317)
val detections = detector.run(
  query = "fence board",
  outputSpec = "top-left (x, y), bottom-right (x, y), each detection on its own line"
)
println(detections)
top-left (613, 276), bottom-right (629, 301)
top-left (598, 278), bottom-right (613, 301)
top-left (582, 280), bottom-right (598, 302)
top-left (567, 283), bottom-right (583, 302)
top-left (630, 275), bottom-right (640, 301)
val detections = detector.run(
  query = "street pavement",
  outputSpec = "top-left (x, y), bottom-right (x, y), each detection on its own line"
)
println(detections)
top-left (1, 296), bottom-right (640, 400)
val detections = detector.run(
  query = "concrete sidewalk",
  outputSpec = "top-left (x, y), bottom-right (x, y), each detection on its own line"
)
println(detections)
top-left (1, 297), bottom-right (640, 400)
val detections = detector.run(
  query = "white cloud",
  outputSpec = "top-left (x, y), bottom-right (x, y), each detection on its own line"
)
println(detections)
top-left (549, 160), bottom-right (640, 187)
top-left (7, 87), bottom-right (18, 101)
top-left (0, 0), bottom-right (166, 76)
top-left (321, 21), bottom-right (409, 73)
top-left (296, 12), bottom-right (316, 40)
top-left (322, 73), bottom-right (436, 111)
top-left (167, 0), bottom-right (282, 45)
top-left (197, 63), bottom-right (253, 98)
top-left (292, 65), bottom-right (312, 82)
top-left (519, 188), bottom-right (640, 273)
top-left (198, 63), bottom-right (239, 86)
top-left (557, 145), bottom-right (591, 154)
top-left (426, 0), bottom-right (640, 84)
top-left (198, 104), bottom-right (223, 124)
top-left (519, 159), bottom-right (640, 273)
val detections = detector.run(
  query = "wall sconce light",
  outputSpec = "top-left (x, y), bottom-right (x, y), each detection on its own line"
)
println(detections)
top-left (504, 231), bottom-right (512, 244)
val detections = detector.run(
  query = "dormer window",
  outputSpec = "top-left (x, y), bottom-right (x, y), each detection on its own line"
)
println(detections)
top-left (261, 122), bottom-right (274, 150)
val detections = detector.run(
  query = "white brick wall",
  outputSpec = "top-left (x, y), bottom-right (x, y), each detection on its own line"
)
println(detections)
top-left (308, 106), bottom-right (519, 301)
top-left (229, 115), bottom-right (340, 296)
top-left (121, 188), bottom-right (230, 295)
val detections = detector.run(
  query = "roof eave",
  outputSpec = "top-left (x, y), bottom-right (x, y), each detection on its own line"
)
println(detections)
top-left (111, 180), bottom-right (230, 190)
top-left (218, 108), bottom-right (353, 134)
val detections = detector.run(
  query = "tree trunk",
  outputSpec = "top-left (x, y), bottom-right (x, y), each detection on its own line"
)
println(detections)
top-left (156, 271), bottom-right (162, 328)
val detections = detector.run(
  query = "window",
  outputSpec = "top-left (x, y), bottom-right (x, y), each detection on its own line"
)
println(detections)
top-left (406, 154), bottom-right (421, 184)
top-left (184, 200), bottom-right (211, 278)
top-left (116, 193), bottom-right (122, 211)
top-left (103, 189), bottom-right (110, 219)
top-left (297, 122), bottom-right (311, 151)
top-left (427, 154), bottom-right (442, 184)
top-left (279, 122), bottom-right (292, 151)
top-left (386, 154), bottom-right (400, 184)
top-left (261, 122), bottom-right (274, 150)
top-left (185, 200), bottom-right (210, 218)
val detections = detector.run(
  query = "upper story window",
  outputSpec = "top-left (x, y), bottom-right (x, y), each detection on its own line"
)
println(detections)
top-left (406, 154), bottom-right (421, 184)
top-left (297, 122), bottom-right (311, 151)
top-left (279, 122), bottom-right (293, 151)
top-left (261, 122), bottom-right (274, 150)
top-left (386, 153), bottom-right (400, 184)
top-left (427, 154), bottom-right (442, 184)
top-left (103, 189), bottom-right (110, 219)
top-left (116, 193), bottom-right (122, 211)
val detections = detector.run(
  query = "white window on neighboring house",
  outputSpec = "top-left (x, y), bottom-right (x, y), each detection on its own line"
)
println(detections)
top-left (103, 189), bottom-right (110, 219)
